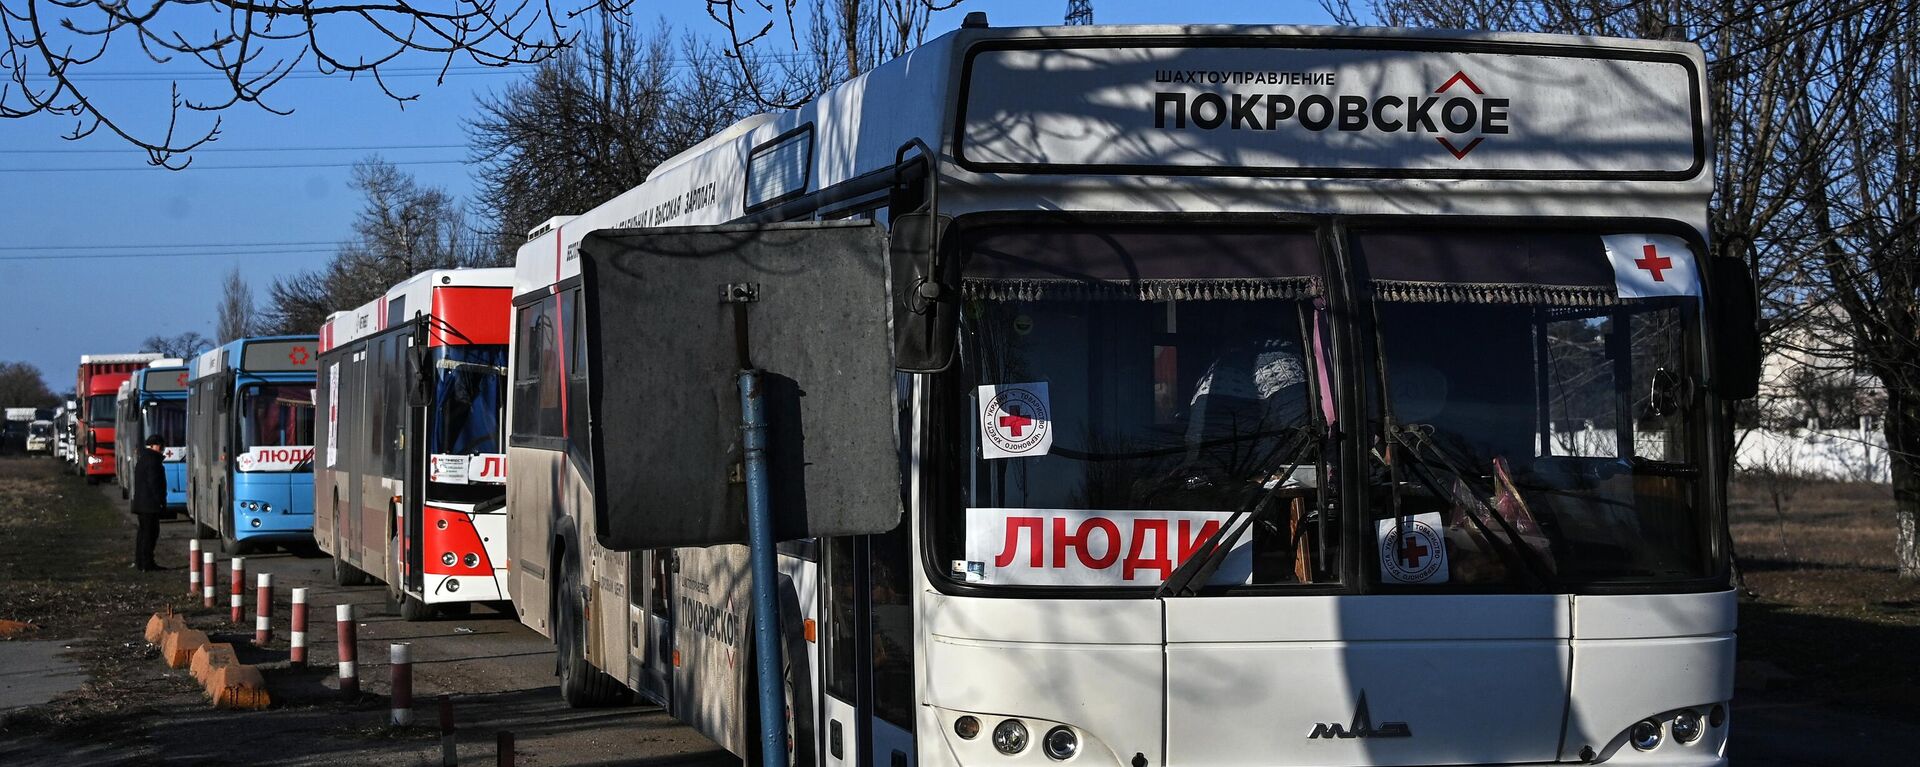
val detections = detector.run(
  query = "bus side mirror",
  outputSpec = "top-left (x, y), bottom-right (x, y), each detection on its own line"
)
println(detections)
top-left (407, 324), bottom-right (433, 407)
top-left (1706, 257), bottom-right (1761, 400)
top-left (890, 212), bottom-right (958, 373)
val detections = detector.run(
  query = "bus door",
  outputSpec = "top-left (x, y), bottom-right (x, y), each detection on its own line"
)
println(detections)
top-left (403, 356), bottom-right (427, 596)
top-left (626, 549), bottom-right (674, 704)
top-left (821, 527), bottom-right (916, 767)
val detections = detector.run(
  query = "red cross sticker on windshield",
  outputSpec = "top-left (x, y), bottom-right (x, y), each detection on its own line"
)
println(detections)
top-left (176, 373), bottom-right (188, 386)
top-left (1634, 244), bottom-right (1674, 282)
top-left (998, 406), bottom-right (1034, 438)
top-left (1396, 534), bottom-right (1430, 569)
top-left (288, 346), bottom-right (310, 366)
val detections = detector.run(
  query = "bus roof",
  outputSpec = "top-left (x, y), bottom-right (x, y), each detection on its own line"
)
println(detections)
top-left (190, 335), bottom-right (320, 382)
top-left (514, 22), bottom-right (1710, 296)
top-left (79, 353), bottom-right (163, 366)
top-left (318, 267), bottom-right (515, 352)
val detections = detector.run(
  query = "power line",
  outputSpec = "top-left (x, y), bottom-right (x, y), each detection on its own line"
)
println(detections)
top-left (0, 240), bottom-right (338, 251)
top-left (0, 143), bottom-right (466, 155)
top-left (0, 249), bottom-right (340, 262)
top-left (0, 159), bottom-right (469, 173)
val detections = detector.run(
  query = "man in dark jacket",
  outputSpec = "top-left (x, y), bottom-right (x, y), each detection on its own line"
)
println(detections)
top-left (130, 434), bottom-right (170, 571)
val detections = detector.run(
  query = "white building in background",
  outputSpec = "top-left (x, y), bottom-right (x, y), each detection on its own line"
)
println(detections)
top-left (1740, 299), bottom-right (1888, 481)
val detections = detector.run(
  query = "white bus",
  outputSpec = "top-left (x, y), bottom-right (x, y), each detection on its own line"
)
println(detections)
top-left (507, 19), bottom-right (1756, 767)
top-left (314, 268), bottom-right (516, 619)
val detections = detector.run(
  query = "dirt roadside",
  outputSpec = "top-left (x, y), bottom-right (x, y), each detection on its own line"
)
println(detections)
top-left (0, 456), bottom-right (733, 766)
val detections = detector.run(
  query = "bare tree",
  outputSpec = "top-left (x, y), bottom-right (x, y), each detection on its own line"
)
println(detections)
top-left (469, 14), bottom-right (756, 260)
top-left (0, 360), bottom-right (58, 407)
top-left (1797, 3), bottom-right (1920, 577)
top-left (0, 1), bottom-right (630, 166)
top-left (217, 267), bottom-right (255, 343)
top-left (706, 0), bottom-right (965, 108)
top-left (261, 157), bottom-right (485, 335)
top-left (141, 331), bottom-right (214, 360)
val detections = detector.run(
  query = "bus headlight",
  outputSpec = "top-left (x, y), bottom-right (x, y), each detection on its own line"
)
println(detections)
top-left (992, 720), bottom-right (1029, 755)
top-left (1042, 726), bottom-right (1078, 760)
top-left (1671, 710), bottom-right (1701, 744)
top-left (462, 553), bottom-right (479, 568)
top-left (442, 552), bottom-right (457, 567)
top-left (954, 716), bottom-right (980, 740)
top-left (1629, 719), bottom-right (1663, 751)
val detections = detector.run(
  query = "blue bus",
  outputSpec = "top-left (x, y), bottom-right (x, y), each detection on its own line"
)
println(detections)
top-left (115, 361), bottom-right (190, 510)
top-left (187, 336), bottom-right (319, 554)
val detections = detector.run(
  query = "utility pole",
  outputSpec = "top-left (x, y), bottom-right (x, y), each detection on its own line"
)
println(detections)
top-left (1065, 0), bottom-right (1092, 26)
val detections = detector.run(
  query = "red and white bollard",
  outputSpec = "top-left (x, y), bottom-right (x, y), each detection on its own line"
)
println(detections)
top-left (230, 557), bottom-right (246, 623)
top-left (337, 604), bottom-right (358, 698)
top-left (255, 572), bottom-right (273, 645)
top-left (390, 642), bottom-right (413, 726)
top-left (187, 539), bottom-right (201, 596)
top-left (200, 552), bottom-right (215, 608)
top-left (289, 588), bottom-right (308, 667)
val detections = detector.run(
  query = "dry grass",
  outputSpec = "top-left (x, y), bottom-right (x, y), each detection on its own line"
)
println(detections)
top-left (1728, 476), bottom-right (1920, 718)
top-left (0, 456), bottom-right (204, 740)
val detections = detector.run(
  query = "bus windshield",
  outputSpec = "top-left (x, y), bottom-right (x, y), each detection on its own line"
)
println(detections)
top-left (1358, 229), bottom-right (1711, 589)
top-left (143, 400), bottom-right (187, 448)
top-left (428, 346), bottom-right (507, 457)
top-left (936, 225), bottom-right (1338, 592)
top-left (239, 384), bottom-right (315, 449)
top-left (88, 395), bottom-right (116, 426)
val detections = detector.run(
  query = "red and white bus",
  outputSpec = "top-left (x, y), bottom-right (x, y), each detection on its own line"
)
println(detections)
top-left (314, 268), bottom-right (515, 619)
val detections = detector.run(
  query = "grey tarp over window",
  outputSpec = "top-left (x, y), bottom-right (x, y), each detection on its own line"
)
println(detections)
top-left (578, 221), bottom-right (899, 550)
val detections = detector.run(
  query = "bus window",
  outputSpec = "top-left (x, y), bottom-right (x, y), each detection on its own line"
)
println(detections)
top-left (144, 400), bottom-right (187, 447)
top-left (512, 296), bottom-right (564, 440)
top-left (823, 537), bottom-right (857, 701)
top-left (239, 384), bottom-right (315, 449)
top-left (869, 529), bottom-right (915, 730)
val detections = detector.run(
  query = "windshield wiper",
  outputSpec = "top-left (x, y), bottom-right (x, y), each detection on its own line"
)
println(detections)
top-left (1156, 426), bottom-right (1318, 597)
top-left (1386, 425), bottom-right (1555, 588)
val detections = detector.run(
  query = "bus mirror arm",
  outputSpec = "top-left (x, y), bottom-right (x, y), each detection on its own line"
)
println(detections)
top-left (891, 139), bottom-right (959, 374)
top-left (1705, 256), bottom-right (1761, 400)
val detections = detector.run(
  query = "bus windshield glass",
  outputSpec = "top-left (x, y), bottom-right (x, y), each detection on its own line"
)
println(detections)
top-left (239, 384), bottom-right (315, 449)
top-left (935, 225), bottom-right (1338, 592)
top-left (429, 346), bottom-right (507, 458)
top-left (1357, 228), bottom-right (1711, 589)
top-left (88, 395), bottom-right (116, 426)
top-left (143, 401), bottom-right (187, 447)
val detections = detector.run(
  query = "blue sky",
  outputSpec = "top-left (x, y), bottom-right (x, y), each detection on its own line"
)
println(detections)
top-left (0, 1), bottom-right (1338, 395)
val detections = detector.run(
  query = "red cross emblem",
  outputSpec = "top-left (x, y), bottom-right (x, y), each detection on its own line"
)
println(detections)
top-left (288, 346), bottom-right (310, 365)
top-left (1633, 244), bottom-right (1674, 282)
top-left (1396, 534), bottom-right (1430, 569)
top-left (998, 406), bottom-right (1034, 438)
top-left (176, 373), bottom-right (188, 386)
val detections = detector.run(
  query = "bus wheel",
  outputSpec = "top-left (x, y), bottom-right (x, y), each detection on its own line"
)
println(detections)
top-left (744, 641), bottom-right (802, 767)
top-left (556, 558), bottom-right (630, 708)
top-left (333, 556), bottom-right (369, 587)
top-left (119, 484), bottom-right (128, 500)
top-left (397, 592), bottom-right (435, 622)
top-left (220, 528), bottom-right (251, 556)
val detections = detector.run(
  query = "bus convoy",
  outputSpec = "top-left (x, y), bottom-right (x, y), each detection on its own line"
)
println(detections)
top-left (47, 20), bottom-right (1765, 767)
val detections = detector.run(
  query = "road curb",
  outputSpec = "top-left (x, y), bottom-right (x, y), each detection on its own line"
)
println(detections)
top-left (147, 610), bottom-right (272, 709)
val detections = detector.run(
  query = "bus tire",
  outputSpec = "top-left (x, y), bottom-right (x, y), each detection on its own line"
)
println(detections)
top-left (398, 593), bottom-right (435, 622)
top-left (556, 556), bottom-right (629, 708)
top-left (333, 556), bottom-right (369, 587)
top-left (743, 640), bottom-right (803, 767)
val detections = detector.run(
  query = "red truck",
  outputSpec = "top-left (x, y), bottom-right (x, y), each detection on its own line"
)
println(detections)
top-left (75, 354), bottom-right (162, 484)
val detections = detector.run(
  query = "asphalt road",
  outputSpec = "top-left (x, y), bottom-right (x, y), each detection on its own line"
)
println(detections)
top-left (6, 468), bottom-right (1918, 765)
top-left (0, 476), bottom-right (737, 767)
